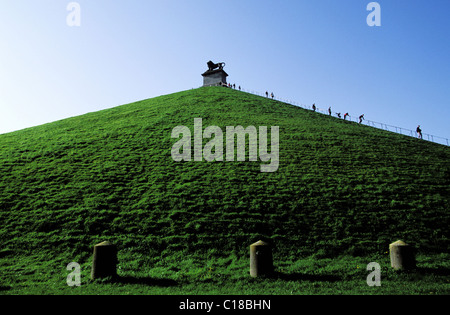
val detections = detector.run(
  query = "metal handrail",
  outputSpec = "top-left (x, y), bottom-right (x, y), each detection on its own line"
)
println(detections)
top-left (234, 86), bottom-right (449, 147)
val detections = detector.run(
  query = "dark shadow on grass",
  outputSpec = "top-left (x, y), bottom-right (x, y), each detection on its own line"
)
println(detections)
top-left (115, 276), bottom-right (178, 287)
top-left (0, 285), bottom-right (12, 292)
top-left (416, 267), bottom-right (450, 277)
top-left (274, 272), bottom-right (341, 282)
top-left (255, 272), bottom-right (341, 282)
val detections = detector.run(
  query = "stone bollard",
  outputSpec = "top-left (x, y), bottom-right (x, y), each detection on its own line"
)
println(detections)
top-left (91, 241), bottom-right (118, 280)
top-left (389, 240), bottom-right (416, 271)
top-left (250, 240), bottom-right (274, 278)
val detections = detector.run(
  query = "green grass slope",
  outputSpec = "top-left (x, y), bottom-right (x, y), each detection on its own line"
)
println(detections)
top-left (1, 86), bottom-right (449, 294)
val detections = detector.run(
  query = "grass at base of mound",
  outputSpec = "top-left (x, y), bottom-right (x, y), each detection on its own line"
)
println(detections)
top-left (1, 252), bottom-right (449, 295)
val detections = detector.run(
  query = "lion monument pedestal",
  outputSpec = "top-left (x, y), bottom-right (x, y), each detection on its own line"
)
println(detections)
top-left (202, 60), bottom-right (228, 87)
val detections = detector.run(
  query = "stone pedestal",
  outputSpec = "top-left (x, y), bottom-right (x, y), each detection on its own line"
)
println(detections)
top-left (389, 240), bottom-right (416, 270)
top-left (91, 241), bottom-right (118, 280)
top-left (202, 69), bottom-right (228, 87)
top-left (250, 240), bottom-right (274, 277)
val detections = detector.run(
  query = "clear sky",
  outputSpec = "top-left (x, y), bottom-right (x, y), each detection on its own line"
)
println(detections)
top-left (1, 0), bottom-right (449, 142)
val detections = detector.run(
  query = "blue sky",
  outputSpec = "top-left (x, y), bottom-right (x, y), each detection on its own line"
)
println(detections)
top-left (1, 0), bottom-right (449, 143)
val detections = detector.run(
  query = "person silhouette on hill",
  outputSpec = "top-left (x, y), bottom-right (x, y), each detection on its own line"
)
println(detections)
top-left (417, 125), bottom-right (423, 139)
top-left (328, 107), bottom-right (332, 116)
top-left (359, 114), bottom-right (365, 123)
top-left (271, 92), bottom-right (274, 99)
top-left (337, 112), bottom-right (341, 118)
top-left (266, 91), bottom-right (269, 97)
top-left (344, 113), bottom-right (349, 120)
top-left (312, 104), bottom-right (316, 112)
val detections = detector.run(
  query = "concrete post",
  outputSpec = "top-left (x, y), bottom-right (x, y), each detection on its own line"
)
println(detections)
top-left (91, 241), bottom-right (118, 280)
top-left (250, 240), bottom-right (274, 277)
top-left (389, 240), bottom-right (416, 270)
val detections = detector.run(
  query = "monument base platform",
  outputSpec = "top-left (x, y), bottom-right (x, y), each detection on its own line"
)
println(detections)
top-left (202, 69), bottom-right (228, 87)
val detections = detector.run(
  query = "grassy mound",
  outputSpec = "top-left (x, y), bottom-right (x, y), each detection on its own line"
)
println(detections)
top-left (0, 86), bottom-right (449, 294)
